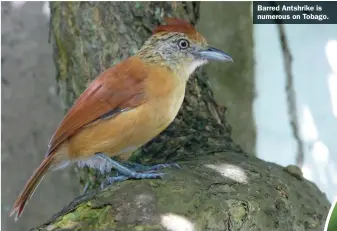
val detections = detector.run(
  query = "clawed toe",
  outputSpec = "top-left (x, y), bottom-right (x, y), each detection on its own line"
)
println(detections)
top-left (100, 172), bottom-right (165, 188)
top-left (100, 175), bottom-right (129, 189)
top-left (148, 163), bottom-right (180, 171)
top-left (129, 171), bottom-right (165, 179)
top-left (123, 162), bottom-right (180, 171)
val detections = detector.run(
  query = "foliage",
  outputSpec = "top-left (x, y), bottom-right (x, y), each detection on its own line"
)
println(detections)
top-left (327, 203), bottom-right (337, 231)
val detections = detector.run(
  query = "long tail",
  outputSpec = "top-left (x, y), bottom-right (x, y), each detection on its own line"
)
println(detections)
top-left (9, 154), bottom-right (54, 221)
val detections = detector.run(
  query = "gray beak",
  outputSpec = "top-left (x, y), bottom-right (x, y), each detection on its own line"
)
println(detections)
top-left (197, 46), bottom-right (233, 62)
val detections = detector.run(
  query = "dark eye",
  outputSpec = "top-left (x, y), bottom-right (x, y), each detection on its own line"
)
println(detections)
top-left (178, 39), bottom-right (189, 49)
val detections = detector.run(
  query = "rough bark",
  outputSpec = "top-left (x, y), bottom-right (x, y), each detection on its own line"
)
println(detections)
top-left (197, 2), bottom-right (256, 155)
top-left (32, 1), bottom-right (330, 230)
top-left (32, 152), bottom-right (329, 231)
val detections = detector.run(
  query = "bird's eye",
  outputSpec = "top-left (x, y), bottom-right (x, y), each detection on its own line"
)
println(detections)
top-left (178, 39), bottom-right (189, 49)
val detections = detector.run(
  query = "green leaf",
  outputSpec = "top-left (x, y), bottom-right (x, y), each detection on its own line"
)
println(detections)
top-left (328, 203), bottom-right (337, 231)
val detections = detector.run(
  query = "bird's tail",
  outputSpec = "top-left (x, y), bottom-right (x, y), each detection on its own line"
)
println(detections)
top-left (9, 154), bottom-right (54, 221)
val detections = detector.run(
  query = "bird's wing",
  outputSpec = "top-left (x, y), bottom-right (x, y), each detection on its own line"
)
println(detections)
top-left (46, 57), bottom-right (148, 156)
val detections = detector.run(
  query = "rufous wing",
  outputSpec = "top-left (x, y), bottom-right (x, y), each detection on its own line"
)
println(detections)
top-left (46, 56), bottom-right (148, 156)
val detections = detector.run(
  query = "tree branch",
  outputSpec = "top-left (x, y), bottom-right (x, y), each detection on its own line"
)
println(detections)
top-left (31, 152), bottom-right (330, 231)
top-left (276, 23), bottom-right (305, 168)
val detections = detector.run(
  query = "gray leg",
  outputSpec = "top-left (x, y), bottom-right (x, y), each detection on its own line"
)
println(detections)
top-left (96, 153), bottom-right (165, 179)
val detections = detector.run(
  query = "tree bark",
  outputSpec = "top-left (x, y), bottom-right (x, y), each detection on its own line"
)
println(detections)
top-left (197, 2), bottom-right (256, 155)
top-left (32, 152), bottom-right (329, 231)
top-left (32, 2), bottom-right (330, 230)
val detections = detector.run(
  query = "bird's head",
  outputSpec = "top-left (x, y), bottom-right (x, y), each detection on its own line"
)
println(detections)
top-left (137, 18), bottom-right (232, 78)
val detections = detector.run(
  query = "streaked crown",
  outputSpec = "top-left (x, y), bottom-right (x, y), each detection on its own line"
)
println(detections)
top-left (153, 18), bottom-right (206, 45)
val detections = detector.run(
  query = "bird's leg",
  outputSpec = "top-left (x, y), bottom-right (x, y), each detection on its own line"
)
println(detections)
top-left (96, 153), bottom-right (168, 188)
top-left (81, 181), bottom-right (90, 195)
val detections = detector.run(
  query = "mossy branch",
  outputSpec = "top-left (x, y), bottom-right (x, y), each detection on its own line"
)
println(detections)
top-left (32, 152), bottom-right (329, 231)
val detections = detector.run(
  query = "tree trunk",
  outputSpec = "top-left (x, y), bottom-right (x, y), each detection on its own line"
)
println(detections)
top-left (32, 2), bottom-right (330, 230)
top-left (197, 2), bottom-right (256, 155)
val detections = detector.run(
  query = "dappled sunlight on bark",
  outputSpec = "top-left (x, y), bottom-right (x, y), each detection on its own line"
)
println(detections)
top-left (205, 163), bottom-right (248, 184)
top-left (161, 213), bottom-right (195, 231)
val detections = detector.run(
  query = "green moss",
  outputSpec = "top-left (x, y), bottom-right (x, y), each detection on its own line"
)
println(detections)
top-left (229, 203), bottom-right (247, 225)
top-left (49, 203), bottom-right (114, 230)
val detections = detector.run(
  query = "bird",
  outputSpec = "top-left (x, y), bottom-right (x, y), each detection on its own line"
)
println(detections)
top-left (10, 18), bottom-right (232, 220)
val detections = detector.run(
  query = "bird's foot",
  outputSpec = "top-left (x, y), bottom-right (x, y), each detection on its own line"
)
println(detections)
top-left (96, 153), bottom-right (175, 188)
top-left (96, 153), bottom-right (180, 188)
top-left (123, 162), bottom-right (180, 172)
top-left (101, 175), bottom-right (129, 189)
top-left (100, 171), bottom-right (165, 189)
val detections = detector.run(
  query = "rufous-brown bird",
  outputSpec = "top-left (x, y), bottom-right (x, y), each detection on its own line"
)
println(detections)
top-left (10, 18), bottom-right (232, 220)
